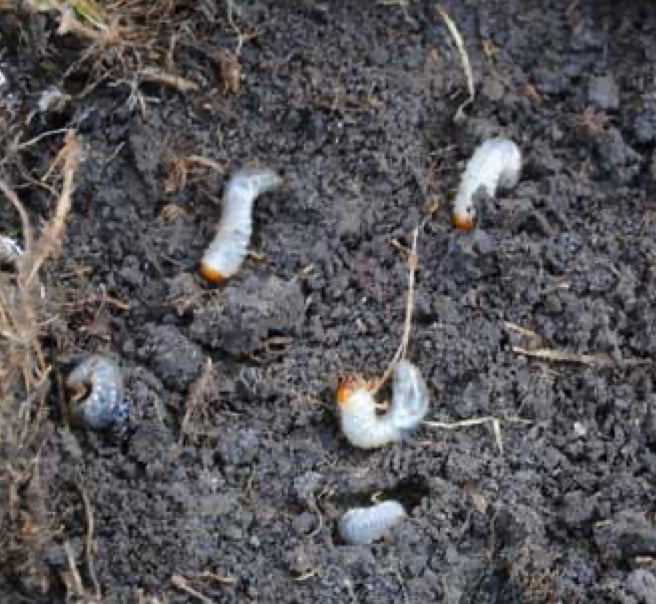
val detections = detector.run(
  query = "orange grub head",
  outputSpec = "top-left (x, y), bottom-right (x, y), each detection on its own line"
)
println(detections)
top-left (198, 262), bottom-right (227, 283)
top-left (451, 211), bottom-right (476, 231)
top-left (336, 376), bottom-right (358, 408)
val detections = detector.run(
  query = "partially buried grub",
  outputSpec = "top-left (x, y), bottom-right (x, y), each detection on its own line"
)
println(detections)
top-left (65, 354), bottom-right (128, 433)
top-left (338, 500), bottom-right (407, 545)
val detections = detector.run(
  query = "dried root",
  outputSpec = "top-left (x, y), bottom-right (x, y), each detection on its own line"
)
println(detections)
top-left (0, 131), bottom-right (82, 595)
top-left (14, 0), bottom-right (200, 91)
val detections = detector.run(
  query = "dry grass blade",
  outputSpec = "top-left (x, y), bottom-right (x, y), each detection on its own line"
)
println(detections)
top-left (77, 483), bottom-right (101, 601)
top-left (62, 538), bottom-right (101, 603)
top-left (512, 346), bottom-right (615, 367)
top-left (185, 155), bottom-right (227, 174)
top-left (0, 180), bottom-right (33, 255)
top-left (171, 575), bottom-right (214, 604)
top-left (436, 4), bottom-right (475, 123)
top-left (164, 154), bottom-right (227, 193)
top-left (0, 131), bottom-right (82, 592)
top-left (63, 541), bottom-right (85, 600)
top-left (57, 6), bottom-right (113, 42)
top-left (24, 130), bottom-right (82, 286)
top-left (422, 416), bottom-right (532, 454)
top-left (293, 569), bottom-right (319, 582)
top-left (372, 227), bottom-right (419, 395)
top-left (503, 322), bottom-right (541, 341)
top-left (503, 321), bottom-right (544, 351)
top-left (139, 67), bottom-right (199, 92)
top-left (492, 418), bottom-right (503, 455)
top-left (195, 571), bottom-right (238, 586)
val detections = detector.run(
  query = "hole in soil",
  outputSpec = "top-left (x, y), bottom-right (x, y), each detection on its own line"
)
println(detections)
top-left (382, 474), bottom-right (431, 510)
top-left (333, 474), bottom-right (430, 512)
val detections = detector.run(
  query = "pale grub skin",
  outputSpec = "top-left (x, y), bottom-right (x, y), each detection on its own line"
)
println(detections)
top-left (66, 355), bottom-right (128, 431)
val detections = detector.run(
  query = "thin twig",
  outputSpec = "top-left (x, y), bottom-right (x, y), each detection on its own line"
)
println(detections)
top-left (195, 570), bottom-right (238, 585)
top-left (57, 7), bottom-right (112, 42)
top-left (512, 346), bottom-right (616, 367)
top-left (140, 68), bottom-right (199, 92)
top-left (186, 155), bottom-right (227, 174)
top-left (293, 569), bottom-right (319, 582)
top-left (436, 4), bottom-right (475, 123)
top-left (307, 493), bottom-right (323, 539)
top-left (63, 540), bottom-right (85, 600)
top-left (503, 322), bottom-right (541, 340)
top-left (11, 128), bottom-right (70, 153)
top-left (171, 575), bottom-right (213, 604)
top-left (62, 292), bottom-right (131, 311)
top-left (372, 227), bottom-right (419, 395)
top-left (422, 416), bottom-right (532, 454)
top-left (422, 415), bottom-right (532, 429)
top-left (25, 131), bottom-right (82, 286)
top-left (226, 0), bottom-right (249, 56)
top-left (0, 179), bottom-right (33, 254)
top-left (77, 482), bottom-right (101, 601)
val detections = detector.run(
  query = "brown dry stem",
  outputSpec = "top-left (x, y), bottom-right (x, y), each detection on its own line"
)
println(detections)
top-left (77, 483), bottom-right (101, 601)
top-left (20, 0), bottom-right (205, 96)
top-left (0, 131), bottom-right (82, 591)
top-left (0, 179), bottom-right (33, 255)
top-left (512, 346), bottom-right (616, 367)
top-left (372, 227), bottom-right (419, 395)
top-left (164, 154), bottom-right (227, 194)
top-left (179, 358), bottom-right (215, 444)
top-left (25, 130), bottom-right (82, 286)
top-left (436, 4), bottom-right (475, 123)
top-left (422, 416), bottom-right (532, 455)
top-left (139, 67), bottom-right (199, 93)
top-left (171, 575), bottom-right (213, 604)
top-left (62, 539), bottom-right (101, 604)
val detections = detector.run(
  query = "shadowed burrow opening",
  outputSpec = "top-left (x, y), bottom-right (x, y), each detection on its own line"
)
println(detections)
top-left (332, 474), bottom-right (431, 512)
top-left (381, 474), bottom-right (431, 510)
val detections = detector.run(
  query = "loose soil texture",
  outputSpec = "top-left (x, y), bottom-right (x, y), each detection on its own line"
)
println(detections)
top-left (2, 1), bottom-right (656, 603)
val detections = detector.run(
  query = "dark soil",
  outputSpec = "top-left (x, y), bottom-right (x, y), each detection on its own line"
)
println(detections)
top-left (2, 1), bottom-right (656, 602)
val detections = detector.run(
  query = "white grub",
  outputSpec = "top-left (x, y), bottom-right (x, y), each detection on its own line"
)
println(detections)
top-left (452, 137), bottom-right (522, 230)
top-left (387, 359), bottom-right (430, 433)
top-left (338, 500), bottom-right (406, 545)
top-left (37, 85), bottom-right (71, 114)
top-left (66, 355), bottom-right (128, 431)
top-left (199, 167), bottom-right (283, 283)
top-left (337, 360), bottom-right (429, 449)
top-left (0, 235), bottom-right (24, 266)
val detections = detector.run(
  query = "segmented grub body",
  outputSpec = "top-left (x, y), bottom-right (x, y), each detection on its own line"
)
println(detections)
top-left (337, 360), bottom-right (430, 449)
top-left (338, 500), bottom-right (407, 545)
top-left (452, 137), bottom-right (522, 230)
top-left (199, 167), bottom-right (283, 282)
top-left (0, 235), bottom-right (23, 266)
top-left (66, 355), bottom-right (128, 431)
